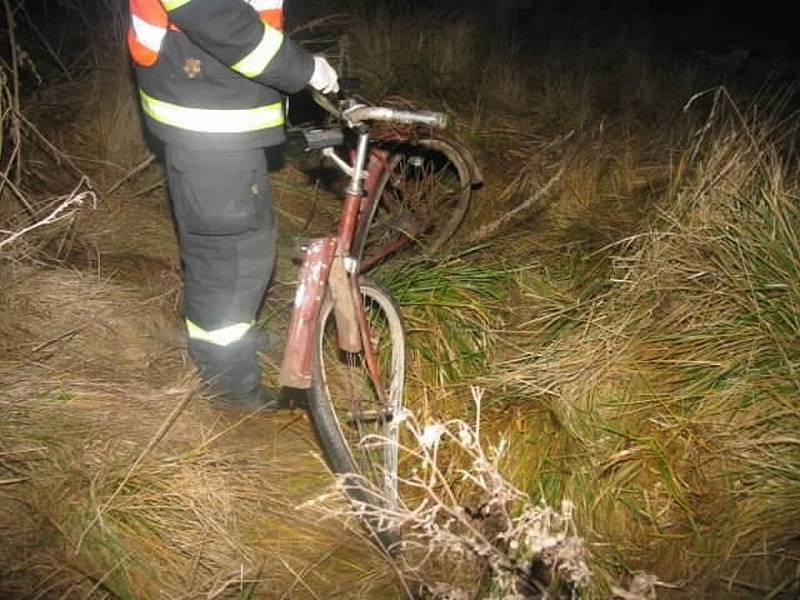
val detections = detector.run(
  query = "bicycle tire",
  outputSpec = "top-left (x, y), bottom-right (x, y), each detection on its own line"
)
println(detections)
top-left (355, 138), bottom-right (473, 271)
top-left (309, 277), bottom-right (406, 550)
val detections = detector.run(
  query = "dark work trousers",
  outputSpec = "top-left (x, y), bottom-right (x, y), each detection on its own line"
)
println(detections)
top-left (165, 145), bottom-right (276, 396)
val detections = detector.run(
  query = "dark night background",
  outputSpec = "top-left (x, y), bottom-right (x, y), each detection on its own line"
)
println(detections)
top-left (293, 1), bottom-right (800, 59)
top-left (11, 2), bottom-right (800, 87)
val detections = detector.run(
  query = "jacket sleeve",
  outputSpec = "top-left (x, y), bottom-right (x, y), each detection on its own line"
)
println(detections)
top-left (163, 0), bottom-right (314, 94)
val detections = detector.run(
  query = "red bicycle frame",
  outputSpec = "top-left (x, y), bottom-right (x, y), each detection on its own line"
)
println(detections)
top-left (278, 137), bottom-right (388, 392)
top-left (277, 111), bottom-right (480, 389)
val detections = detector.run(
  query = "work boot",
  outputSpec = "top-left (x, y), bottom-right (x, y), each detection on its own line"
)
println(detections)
top-left (211, 385), bottom-right (307, 414)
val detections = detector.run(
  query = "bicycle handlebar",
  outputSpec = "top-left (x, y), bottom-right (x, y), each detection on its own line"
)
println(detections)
top-left (309, 89), bottom-right (447, 129)
top-left (343, 105), bottom-right (448, 129)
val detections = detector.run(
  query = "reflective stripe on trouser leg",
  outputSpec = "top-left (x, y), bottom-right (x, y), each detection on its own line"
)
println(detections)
top-left (165, 146), bottom-right (276, 395)
top-left (185, 320), bottom-right (253, 346)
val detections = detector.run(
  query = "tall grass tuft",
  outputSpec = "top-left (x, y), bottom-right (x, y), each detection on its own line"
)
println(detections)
top-left (380, 257), bottom-right (512, 387)
top-left (493, 94), bottom-right (800, 596)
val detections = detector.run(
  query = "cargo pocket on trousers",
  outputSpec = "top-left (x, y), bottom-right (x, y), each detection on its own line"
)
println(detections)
top-left (175, 168), bottom-right (266, 236)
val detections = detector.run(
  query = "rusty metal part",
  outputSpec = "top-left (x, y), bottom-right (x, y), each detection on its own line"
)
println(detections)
top-left (349, 270), bottom-right (389, 407)
top-left (359, 235), bottom-right (413, 273)
top-left (373, 126), bottom-right (483, 187)
top-left (336, 192), bottom-right (362, 257)
top-left (329, 253), bottom-right (361, 353)
top-left (279, 237), bottom-right (337, 389)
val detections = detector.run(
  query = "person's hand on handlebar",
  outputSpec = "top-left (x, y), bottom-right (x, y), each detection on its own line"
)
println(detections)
top-left (309, 55), bottom-right (340, 95)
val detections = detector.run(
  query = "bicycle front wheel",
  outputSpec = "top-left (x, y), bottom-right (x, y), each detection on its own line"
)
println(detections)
top-left (355, 138), bottom-right (473, 271)
top-left (309, 278), bottom-right (406, 548)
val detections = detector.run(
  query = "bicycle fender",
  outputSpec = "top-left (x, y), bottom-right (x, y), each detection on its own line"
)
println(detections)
top-left (433, 129), bottom-right (484, 187)
top-left (280, 237), bottom-right (338, 389)
top-left (329, 253), bottom-right (362, 353)
top-left (375, 127), bottom-right (483, 187)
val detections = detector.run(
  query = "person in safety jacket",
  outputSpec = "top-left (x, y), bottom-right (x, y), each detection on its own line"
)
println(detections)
top-left (128, 0), bottom-right (338, 411)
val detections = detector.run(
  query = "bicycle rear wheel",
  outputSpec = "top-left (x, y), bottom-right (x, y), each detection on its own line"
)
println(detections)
top-left (309, 278), bottom-right (405, 549)
top-left (355, 138), bottom-right (472, 271)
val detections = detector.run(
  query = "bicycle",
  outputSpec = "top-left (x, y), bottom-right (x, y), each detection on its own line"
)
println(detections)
top-left (277, 93), bottom-right (479, 549)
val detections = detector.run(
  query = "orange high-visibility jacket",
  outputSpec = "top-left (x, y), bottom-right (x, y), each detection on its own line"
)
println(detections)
top-left (128, 0), bottom-right (314, 149)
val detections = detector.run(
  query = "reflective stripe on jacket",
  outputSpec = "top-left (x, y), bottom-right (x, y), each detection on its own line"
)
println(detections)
top-left (128, 0), bottom-right (314, 149)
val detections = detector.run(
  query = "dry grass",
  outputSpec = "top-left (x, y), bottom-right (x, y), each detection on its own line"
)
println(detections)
top-left (0, 194), bottom-right (407, 598)
top-left (310, 388), bottom-right (592, 599)
top-left (491, 96), bottom-right (800, 597)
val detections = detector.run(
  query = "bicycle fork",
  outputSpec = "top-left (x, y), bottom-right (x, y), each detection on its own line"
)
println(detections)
top-left (278, 236), bottom-right (339, 389)
top-left (279, 131), bottom-right (390, 403)
top-left (278, 240), bottom-right (390, 405)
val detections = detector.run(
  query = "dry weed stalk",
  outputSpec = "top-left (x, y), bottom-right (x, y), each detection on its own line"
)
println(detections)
top-left (0, 177), bottom-right (96, 251)
top-left (1, 2), bottom-right (97, 260)
top-left (310, 387), bottom-right (591, 599)
top-left (467, 165), bottom-right (565, 245)
top-left (2, 0), bottom-right (23, 186)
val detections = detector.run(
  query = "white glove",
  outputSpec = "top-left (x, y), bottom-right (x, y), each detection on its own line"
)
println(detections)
top-left (309, 55), bottom-right (339, 94)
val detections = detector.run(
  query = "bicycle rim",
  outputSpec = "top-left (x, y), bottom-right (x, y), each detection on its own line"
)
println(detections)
top-left (309, 278), bottom-right (406, 532)
top-left (356, 139), bottom-right (472, 271)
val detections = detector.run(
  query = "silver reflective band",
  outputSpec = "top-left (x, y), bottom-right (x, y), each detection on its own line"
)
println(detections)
top-left (247, 0), bottom-right (283, 9)
top-left (131, 14), bottom-right (166, 52)
top-left (231, 23), bottom-right (284, 78)
top-left (186, 320), bottom-right (253, 347)
top-left (139, 91), bottom-right (284, 133)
